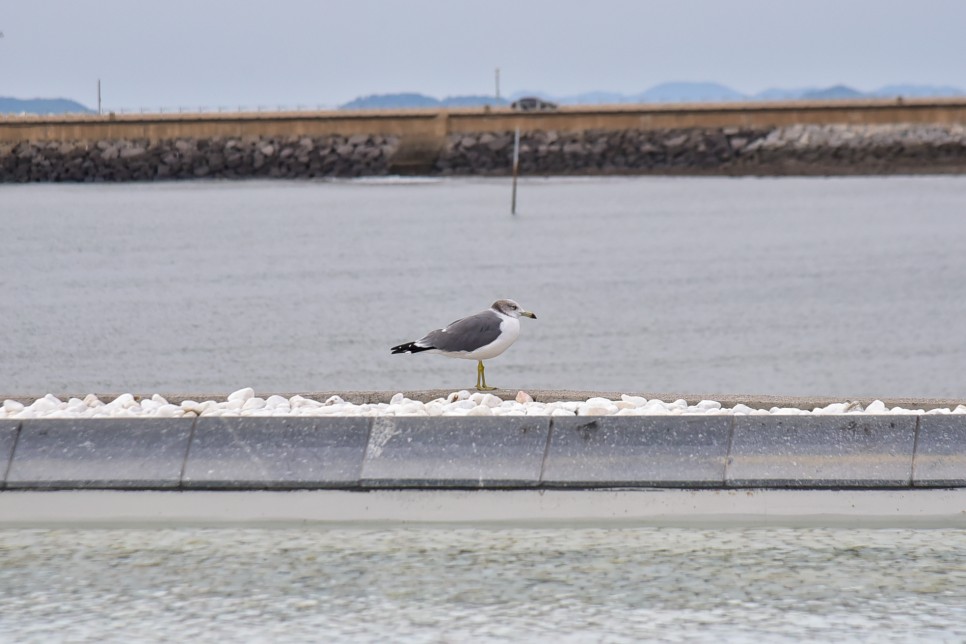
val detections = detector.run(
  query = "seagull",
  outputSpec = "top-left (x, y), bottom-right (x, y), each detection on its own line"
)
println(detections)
top-left (391, 299), bottom-right (537, 391)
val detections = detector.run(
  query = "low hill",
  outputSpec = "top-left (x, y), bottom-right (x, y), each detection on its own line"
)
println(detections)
top-left (341, 93), bottom-right (508, 109)
top-left (635, 82), bottom-right (746, 103)
top-left (0, 97), bottom-right (94, 115)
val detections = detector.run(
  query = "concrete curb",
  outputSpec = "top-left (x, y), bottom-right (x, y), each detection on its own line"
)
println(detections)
top-left (4, 490), bottom-right (966, 526)
top-left (2, 415), bottom-right (965, 491)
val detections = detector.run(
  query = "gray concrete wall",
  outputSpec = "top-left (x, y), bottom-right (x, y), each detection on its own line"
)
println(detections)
top-left (3, 98), bottom-right (966, 144)
top-left (2, 415), bottom-right (964, 491)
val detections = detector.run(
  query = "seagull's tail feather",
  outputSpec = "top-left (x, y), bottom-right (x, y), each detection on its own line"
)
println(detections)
top-left (391, 341), bottom-right (432, 355)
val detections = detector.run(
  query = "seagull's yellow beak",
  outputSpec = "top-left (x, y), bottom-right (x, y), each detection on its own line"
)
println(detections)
top-left (521, 310), bottom-right (537, 319)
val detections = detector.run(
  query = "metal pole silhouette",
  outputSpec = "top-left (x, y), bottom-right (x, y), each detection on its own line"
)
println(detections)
top-left (511, 127), bottom-right (520, 215)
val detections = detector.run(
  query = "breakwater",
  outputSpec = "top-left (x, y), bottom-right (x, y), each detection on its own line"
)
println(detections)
top-left (2, 123), bottom-right (965, 181)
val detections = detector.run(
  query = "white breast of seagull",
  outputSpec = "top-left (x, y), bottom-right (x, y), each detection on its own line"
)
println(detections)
top-left (439, 312), bottom-right (521, 361)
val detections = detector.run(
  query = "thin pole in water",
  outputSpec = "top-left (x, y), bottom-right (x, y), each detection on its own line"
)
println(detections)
top-left (511, 127), bottom-right (520, 215)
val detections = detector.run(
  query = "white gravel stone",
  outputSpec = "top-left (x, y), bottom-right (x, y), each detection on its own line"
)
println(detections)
top-left (29, 396), bottom-right (60, 413)
top-left (3, 400), bottom-right (25, 413)
top-left (180, 400), bottom-right (204, 414)
top-left (695, 400), bottom-right (722, 411)
top-left (227, 387), bottom-right (255, 403)
top-left (865, 400), bottom-right (888, 414)
top-left (2, 389), bottom-right (963, 419)
top-left (479, 394), bottom-right (502, 408)
top-left (620, 394), bottom-right (648, 407)
top-left (578, 400), bottom-right (619, 416)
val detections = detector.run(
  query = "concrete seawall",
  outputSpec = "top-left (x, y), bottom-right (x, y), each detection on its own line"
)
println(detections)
top-left (3, 414), bottom-right (965, 491)
top-left (5, 98), bottom-right (966, 142)
top-left (2, 99), bottom-right (965, 181)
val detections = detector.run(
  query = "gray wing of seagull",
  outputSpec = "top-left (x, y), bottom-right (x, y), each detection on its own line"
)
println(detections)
top-left (419, 309), bottom-right (504, 353)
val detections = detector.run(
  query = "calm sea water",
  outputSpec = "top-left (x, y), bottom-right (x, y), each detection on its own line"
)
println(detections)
top-left (1, 526), bottom-right (965, 642)
top-left (3, 176), bottom-right (965, 397)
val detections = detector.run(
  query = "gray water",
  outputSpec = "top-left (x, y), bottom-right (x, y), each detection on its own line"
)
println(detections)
top-left (3, 176), bottom-right (966, 397)
top-left (1, 527), bottom-right (965, 642)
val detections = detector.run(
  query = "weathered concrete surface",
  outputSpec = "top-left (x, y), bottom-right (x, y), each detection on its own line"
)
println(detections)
top-left (2, 489), bottom-right (966, 526)
top-left (182, 417), bottom-right (369, 489)
top-left (360, 417), bottom-right (550, 487)
top-left (2, 415), bottom-right (966, 491)
top-left (542, 416), bottom-right (731, 487)
top-left (5, 419), bottom-right (193, 489)
top-left (913, 416), bottom-right (966, 487)
top-left (4, 390), bottom-right (963, 411)
top-left (0, 421), bottom-right (19, 490)
top-left (726, 416), bottom-right (917, 488)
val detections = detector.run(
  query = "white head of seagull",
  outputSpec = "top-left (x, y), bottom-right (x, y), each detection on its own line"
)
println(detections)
top-left (491, 298), bottom-right (537, 320)
top-left (390, 299), bottom-right (537, 391)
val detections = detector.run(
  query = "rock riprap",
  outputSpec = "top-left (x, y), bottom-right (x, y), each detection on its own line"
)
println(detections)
top-left (3, 388), bottom-right (965, 419)
top-left (436, 124), bottom-right (966, 175)
top-left (0, 134), bottom-right (399, 182)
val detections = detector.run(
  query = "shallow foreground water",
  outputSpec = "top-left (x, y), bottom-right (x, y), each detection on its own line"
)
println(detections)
top-left (1, 526), bottom-right (964, 641)
top-left (3, 176), bottom-right (966, 397)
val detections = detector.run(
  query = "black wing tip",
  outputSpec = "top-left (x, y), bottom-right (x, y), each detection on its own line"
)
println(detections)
top-left (391, 342), bottom-right (432, 354)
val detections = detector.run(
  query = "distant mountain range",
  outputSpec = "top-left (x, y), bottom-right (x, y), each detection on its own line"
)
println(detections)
top-left (3, 82), bottom-right (964, 115)
top-left (342, 82), bottom-right (965, 109)
top-left (340, 93), bottom-right (509, 109)
top-left (0, 97), bottom-right (94, 115)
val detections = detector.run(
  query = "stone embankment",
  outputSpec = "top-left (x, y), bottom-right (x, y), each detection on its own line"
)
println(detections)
top-left (438, 124), bottom-right (966, 176)
top-left (2, 124), bottom-right (965, 182)
top-left (0, 134), bottom-right (399, 182)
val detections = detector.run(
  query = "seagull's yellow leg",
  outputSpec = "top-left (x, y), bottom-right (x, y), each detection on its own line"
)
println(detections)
top-left (476, 360), bottom-right (496, 391)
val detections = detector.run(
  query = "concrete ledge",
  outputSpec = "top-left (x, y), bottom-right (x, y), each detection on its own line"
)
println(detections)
top-left (2, 415), bottom-right (966, 490)
top-left (360, 417), bottom-right (550, 488)
top-left (726, 416), bottom-right (917, 488)
top-left (913, 416), bottom-right (966, 487)
top-left (0, 420), bottom-right (19, 489)
top-left (5, 419), bottom-right (194, 490)
top-left (2, 489), bottom-right (966, 527)
top-left (182, 417), bottom-right (369, 489)
top-left (542, 416), bottom-right (731, 487)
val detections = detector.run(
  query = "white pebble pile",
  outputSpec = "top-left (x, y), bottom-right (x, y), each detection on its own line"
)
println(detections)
top-left (2, 388), bottom-right (965, 420)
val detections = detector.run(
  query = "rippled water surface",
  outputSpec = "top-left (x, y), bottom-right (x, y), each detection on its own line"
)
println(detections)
top-left (3, 176), bottom-right (966, 396)
top-left (1, 527), bottom-right (965, 641)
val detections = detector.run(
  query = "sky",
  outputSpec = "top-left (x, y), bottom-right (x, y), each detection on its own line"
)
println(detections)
top-left (2, 0), bottom-right (964, 110)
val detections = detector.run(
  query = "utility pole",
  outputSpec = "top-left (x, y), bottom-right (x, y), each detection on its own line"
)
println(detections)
top-left (97, 79), bottom-right (102, 115)
top-left (511, 127), bottom-right (520, 214)
top-left (495, 68), bottom-right (500, 101)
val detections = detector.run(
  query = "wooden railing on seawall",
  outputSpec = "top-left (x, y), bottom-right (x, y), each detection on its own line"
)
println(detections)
top-left (3, 97), bottom-right (966, 143)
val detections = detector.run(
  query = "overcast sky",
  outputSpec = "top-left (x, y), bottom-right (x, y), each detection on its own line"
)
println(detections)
top-left (2, 0), bottom-right (964, 110)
